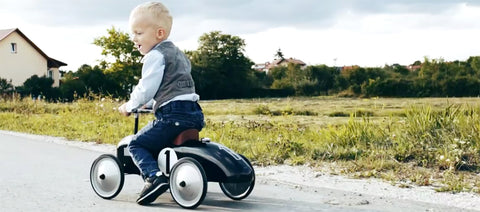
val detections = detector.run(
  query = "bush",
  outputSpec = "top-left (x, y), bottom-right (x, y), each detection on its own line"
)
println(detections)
top-left (0, 78), bottom-right (14, 96)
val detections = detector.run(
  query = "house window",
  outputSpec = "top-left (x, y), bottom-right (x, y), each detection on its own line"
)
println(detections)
top-left (11, 43), bottom-right (17, 53)
top-left (47, 70), bottom-right (53, 79)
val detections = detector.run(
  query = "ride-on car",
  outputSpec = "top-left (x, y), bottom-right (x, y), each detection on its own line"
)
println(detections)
top-left (90, 108), bottom-right (255, 209)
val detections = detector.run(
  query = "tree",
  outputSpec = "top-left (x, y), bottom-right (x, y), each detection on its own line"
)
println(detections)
top-left (339, 66), bottom-right (388, 95)
top-left (443, 76), bottom-right (480, 97)
top-left (467, 56), bottom-right (480, 74)
top-left (93, 27), bottom-right (142, 66)
top-left (76, 64), bottom-right (106, 94)
top-left (0, 78), bottom-right (13, 95)
top-left (274, 48), bottom-right (285, 60)
top-left (363, 78), bottom-right (415, 97)
top-left (93, 27), bottom-right (143, 98)
top-left (269, 63), bottom-right (319, 96)
top-left (385, 64), bottom-right (410, 76)
top-left (307, 65), bottom-right (337, 95)
top-left (270, 65), bottom-right (294, 90)
top-left (189, 31), bottom-right (255, 99)
top-left (412, 60), bottom-right (422, 66)
top-left (59, 72), bottom-right (87, 101)
top-left (18, 75), bottom-right (54, 99)
top-left (75, 64), bottom-right (121, 97)
top-left (268, 64), bottom-right (339, 96)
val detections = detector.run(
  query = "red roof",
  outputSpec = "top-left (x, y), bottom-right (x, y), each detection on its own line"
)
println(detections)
top-left (0, 28), bottom-right (67, 68)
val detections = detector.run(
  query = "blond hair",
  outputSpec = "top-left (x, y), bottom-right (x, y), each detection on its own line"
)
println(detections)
top-left (130, 2), bottom-right (173, 38)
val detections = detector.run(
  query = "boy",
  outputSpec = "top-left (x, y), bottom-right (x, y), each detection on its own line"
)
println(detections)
top-left (118, 2), bottom-right (204, 205)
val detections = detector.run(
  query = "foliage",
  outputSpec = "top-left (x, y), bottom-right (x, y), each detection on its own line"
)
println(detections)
top-left (60, 72), bottom-right (92, 101)
top-left (269, 64), bottom-right (339, 96)
top-left (16, 75), bottom-right (59, 100)
top-left (0, 96), bottom-right (136, 143)
top-left (0, 78), bottom-right (14, 95)
top-left (264, 55), bottom-right (480, 98)
top-left (274, 48), bottom-right (285, 60)
top-left (93, 27), bottom-right (143, 98)
top-left (15, 27), bottom-right (480, 101)
top-left (188, 31), bottom-right (256, 99)
top-left (93, 26), bottom-right (142, 66)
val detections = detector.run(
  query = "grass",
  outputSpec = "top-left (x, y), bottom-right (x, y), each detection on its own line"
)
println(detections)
top-left (1, 96), bottom-right (480, 193)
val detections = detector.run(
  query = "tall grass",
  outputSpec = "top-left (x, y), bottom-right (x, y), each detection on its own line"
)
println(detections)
top-left (0, 97), bottom-right (150, 143)
top-left (1, 96), bottom-right (479, 193)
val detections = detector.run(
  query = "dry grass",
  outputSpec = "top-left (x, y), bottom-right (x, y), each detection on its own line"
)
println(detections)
top-left (1, 96), bottom-right (480, 193)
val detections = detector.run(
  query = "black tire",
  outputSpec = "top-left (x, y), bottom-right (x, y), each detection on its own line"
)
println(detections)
top-left (90, 154), bottom-right (124, 199)
top-left (169, 157), bottom-right (207, 209)
top-left (219, 154), bottom-right (255, 200)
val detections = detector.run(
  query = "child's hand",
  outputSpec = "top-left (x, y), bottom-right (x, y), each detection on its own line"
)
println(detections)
top-left (118, 103), bottom-right (131, 116)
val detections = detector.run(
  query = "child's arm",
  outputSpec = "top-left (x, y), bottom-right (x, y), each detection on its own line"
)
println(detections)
top-left (142, 99), bottom-right (154, 109)
top-left (124, 51), bottom-right (165, 113)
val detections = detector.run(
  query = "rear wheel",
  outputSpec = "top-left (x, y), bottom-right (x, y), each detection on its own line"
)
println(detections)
top-left (169, 157), bottom-right (207, 209)
top-left (90, 154), bottom-right (124, 199)
top-left (219, 154), bottom-right (255, 200)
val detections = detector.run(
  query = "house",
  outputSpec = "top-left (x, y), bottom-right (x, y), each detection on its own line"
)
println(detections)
top-left (406, 64), bottom-right (422, 71)
top-left (253, 57), bottom-right (307, 74)
top-left (340, 65), bottom-right (360, 72)
top-left (0, 28), bottom-right (67, 87)
top-left (251, 63), bottom-right (269, 72)
top-left (268, 58), bottom-right (306, 70)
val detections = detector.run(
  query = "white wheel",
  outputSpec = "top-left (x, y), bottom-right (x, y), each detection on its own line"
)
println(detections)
top-left (219, 154), bottom-right (255, 200)
top-left (169, 157), bottom-right (207, 209)
top-left (219, 179), bottom-right (255, 200)
top-left (90, 154), bottom-right (124, 199)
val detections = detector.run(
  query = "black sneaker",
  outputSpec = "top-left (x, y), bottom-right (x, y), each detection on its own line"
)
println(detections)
top-left (136, 172), bottom-right (169, 205)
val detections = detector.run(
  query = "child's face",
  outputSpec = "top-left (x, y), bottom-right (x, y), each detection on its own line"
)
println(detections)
top-left (130, 13), bottom-right (166, 55)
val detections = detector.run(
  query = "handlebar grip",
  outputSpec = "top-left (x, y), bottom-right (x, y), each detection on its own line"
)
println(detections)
top-left (132, 108), bottom-right (153, 114)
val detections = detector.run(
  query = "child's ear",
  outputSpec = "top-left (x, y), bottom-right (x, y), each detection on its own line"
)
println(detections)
top-left (156, 28), bottom-right (166, 40)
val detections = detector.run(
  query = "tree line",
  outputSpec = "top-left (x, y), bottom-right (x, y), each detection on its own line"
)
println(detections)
top-left (2, 27), bottom-right (480, 101)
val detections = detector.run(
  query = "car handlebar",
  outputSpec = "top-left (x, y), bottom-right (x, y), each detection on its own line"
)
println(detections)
top-left (131, 108), bottom-right (153, 114)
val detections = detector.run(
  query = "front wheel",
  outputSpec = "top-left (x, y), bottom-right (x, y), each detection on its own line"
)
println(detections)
top-left (90, 154), bottom-right (124, 199)
top-left (219, 154), bottom-right (255, 200)
top-left (169, 157), bottom-right (207, 209)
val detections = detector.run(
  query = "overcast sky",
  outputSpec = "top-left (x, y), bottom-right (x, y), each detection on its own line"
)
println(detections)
top-left (1, 0), bottom-right (480, 71)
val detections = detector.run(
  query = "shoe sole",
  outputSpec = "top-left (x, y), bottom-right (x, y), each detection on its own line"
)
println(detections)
top-left (137, 183), bottom-right (169, 205)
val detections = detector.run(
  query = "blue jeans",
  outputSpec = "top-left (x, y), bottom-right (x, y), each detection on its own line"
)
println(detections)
top-left (128, 101), bottom-right (204, 178)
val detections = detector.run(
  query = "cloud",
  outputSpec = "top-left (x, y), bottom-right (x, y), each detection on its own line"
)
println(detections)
top-left (166, 0), bottom-right (337, 27)
top-left (161, 0), bottom-right (480, 44)
top-left (163, 0), bottom-right (471, 28)
top-left (0, 0), bottom-right (144, 26)
top-left (3, 0), bottom-right (474, 29)
top-left (2, 0), bottom-right (479, 70)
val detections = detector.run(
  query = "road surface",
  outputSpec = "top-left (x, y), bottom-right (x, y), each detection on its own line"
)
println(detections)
top-left (0, 131), bottom-right (476, 211)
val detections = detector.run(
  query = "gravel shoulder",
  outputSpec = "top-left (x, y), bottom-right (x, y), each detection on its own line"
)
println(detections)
top-left (2, 130), bottom-right (479, 211)
top-left (254, 165), bottom-right (480, 211)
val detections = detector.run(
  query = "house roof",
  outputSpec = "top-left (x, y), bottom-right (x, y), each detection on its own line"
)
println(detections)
top-left (0, 28), bottom-right (16, 40)
top-left (272, 58), bottom-right (306, 66)
top-left (0, 28), bottom-right (67, 68)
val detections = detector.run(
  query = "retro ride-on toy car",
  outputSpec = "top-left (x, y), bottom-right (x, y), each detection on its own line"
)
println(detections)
top-left (89, 108), bottom-right (255, 209)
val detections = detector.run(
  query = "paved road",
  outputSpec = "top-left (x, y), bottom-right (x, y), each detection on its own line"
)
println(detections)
top-left (0, 132), bottom-right (474, 212)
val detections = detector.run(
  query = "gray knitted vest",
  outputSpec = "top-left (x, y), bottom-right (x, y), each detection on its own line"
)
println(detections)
top-left (152, 41), bottom-right (195, 111)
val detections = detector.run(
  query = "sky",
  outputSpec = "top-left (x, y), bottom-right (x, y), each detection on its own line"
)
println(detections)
top-left (1, 0), bottom-right (480, 71)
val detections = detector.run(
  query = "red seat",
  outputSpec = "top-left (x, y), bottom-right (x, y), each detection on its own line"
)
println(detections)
top-left (173, 129), bottom-right (199, 146)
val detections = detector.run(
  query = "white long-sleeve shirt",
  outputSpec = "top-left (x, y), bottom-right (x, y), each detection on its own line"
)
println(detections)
top-left (125, 41), bottom-right (199, 112)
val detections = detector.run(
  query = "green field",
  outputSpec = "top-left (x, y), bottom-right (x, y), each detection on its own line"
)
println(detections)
top-left (1, 96), bottom-right (480, 193)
